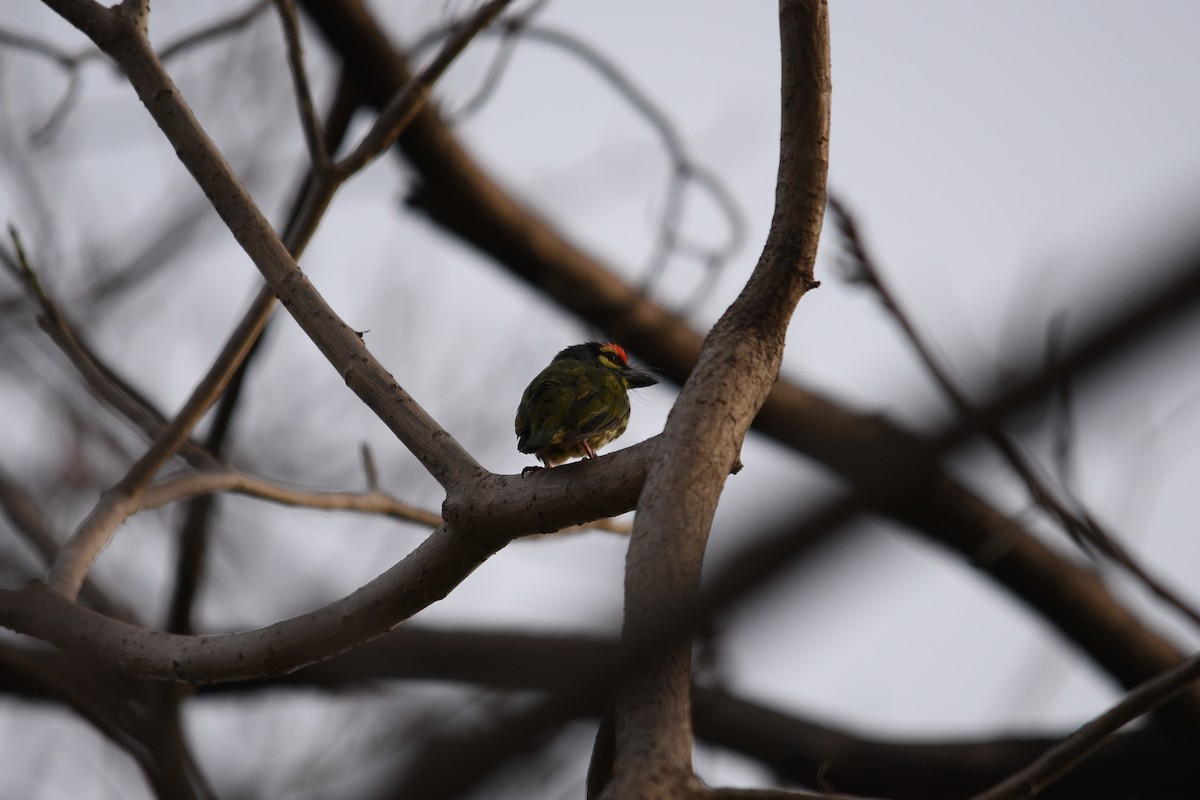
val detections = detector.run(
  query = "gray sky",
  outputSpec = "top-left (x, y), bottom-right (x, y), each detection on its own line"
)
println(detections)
top-left (3, 1), bottom-right (1200, 796)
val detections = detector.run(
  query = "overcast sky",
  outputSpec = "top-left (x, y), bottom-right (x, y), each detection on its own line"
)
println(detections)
top-left (3, 2), bottom-right (1200, 797)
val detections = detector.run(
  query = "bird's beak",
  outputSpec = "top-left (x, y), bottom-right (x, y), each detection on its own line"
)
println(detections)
top-left (624, 368), bottom-right (659, 389)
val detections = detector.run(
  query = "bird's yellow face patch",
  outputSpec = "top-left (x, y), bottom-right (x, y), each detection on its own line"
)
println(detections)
top-left (598, 343), bottom-right (629, 371)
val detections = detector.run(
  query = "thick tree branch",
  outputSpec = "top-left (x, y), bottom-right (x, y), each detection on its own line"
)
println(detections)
top-left (0, 440), bottom-right (654, 683)
top-left (603, 2), bottom-right (829, 796)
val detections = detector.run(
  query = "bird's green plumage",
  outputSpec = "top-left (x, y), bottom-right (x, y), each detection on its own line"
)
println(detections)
top-left (515, 342), bottom-right (657, 468)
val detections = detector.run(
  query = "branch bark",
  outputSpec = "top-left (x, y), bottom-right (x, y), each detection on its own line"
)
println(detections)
top-left (602, 2), bottom-right (829, 796)
top-left (0, 439), bottom-right (654, 682)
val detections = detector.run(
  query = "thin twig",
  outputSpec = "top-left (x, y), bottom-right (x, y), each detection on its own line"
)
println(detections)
top-left (0, 23), bottom-right (95, 143)
top-left (157, 0), bottom-right (271, 63)
top-left (272, 0), bottom-right (329, 167)
top-left (360, 442), bottom-right (380, 491)
top-left (829, 195), bottom-right (1200, 631)
top-left (411, 20), bottom-right (745, 310)
top-left (142, 468), bottom-right (444, 528)
top-left (5, 227), bottom-right (216, 468)
top-left (1, 1), bottom-right (270, 143)
top-left (333, 0), bottom-right (514, 179)
top-left (45, 287), bottom-right (272, 598)
top-left (0, 27), bottom-right (81, 65)
top-left (969, 652), bottom-right (1200, 800)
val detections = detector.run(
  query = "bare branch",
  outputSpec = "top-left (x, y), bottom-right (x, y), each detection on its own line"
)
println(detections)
top-left (142, 464), bottom-right (632, 535)
top-left (332, 0), bottom-right (514, 179)
top-left (0, 466), bottom-right (132, 620)
top-left (0, 26), bottom-right (81, 65)
top-left (45, 280), bottom-right (276, 599)
top-left (272, 0), bottom-right (329, 167)
top-left (410, 19), bottom-right (746, 308)
top-left (829, 195), bottom-right (1200, 631)
top-left (156, 0), bottom-right (270, 63)
top-left (507, 25), bottom-right (745, 303)
top-left (2, 1), bottom-right (269, 143)
top-left (142, 468), bottom-right (443, 527)
top-left (604, 1), bottom-right (829, 795)
top-left (279, 0), bottom-right (516, 258)
top-left (0, 645), bottom-right (204, 799)
top-left (4, 231), bottom-right (216, 468)
top-left (0, 439), bottom-right (655, 683)
top-left (360, 442), bottom-right (381, 491)
top-left (225, 626), bottom-right (1193, 800)
top-left (970, 652), bottom-right (1200, 800)
top-left (0, 26), bottom-right (94, 142)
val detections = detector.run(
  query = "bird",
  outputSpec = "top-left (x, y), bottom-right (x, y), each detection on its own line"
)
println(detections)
top-left (515, 342), bottom-right (658, 471)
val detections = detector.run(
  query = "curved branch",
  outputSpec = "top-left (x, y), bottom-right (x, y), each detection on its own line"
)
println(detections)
top-left (142, 468), bottom-right (443, 527)
top-left (3, 522), bottom-right (493, 683)
top-left (605, 1), bottom-right (829, 795)
top-left (0, 440), bottom-right (655, 683)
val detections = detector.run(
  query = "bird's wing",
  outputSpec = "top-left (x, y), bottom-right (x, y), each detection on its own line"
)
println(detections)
top-left (516, 373), bottom-right (571, 453)
top-left (559, 373), bottom-right (627, 443)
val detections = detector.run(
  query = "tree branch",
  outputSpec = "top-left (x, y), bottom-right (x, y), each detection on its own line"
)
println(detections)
top-left (603, 2), bottom-right (829, 795)
top-left (829, 195), bottom-right (1200, 632)
top-left (0, 465), bottom-right (132, 620)
top-left (0, 439), bottom-right (655, 683)
top-left (142, 467), bottom-right (442, 526)
top-left (970, 652), bottom-right (1200, 800)
top-left (273, 0), bottom-right (329, 168)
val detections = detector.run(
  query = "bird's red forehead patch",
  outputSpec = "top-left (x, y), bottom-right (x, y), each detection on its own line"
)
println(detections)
top-left (602, 343), bottom-right (629, 364)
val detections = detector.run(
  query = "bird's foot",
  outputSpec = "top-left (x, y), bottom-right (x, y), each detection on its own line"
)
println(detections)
top-left (521, 465), bottom-right (546, 477)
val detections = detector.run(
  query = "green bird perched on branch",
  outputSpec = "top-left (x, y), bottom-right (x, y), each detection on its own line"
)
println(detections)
top-left (515, 342), bottom-right (659, 472)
